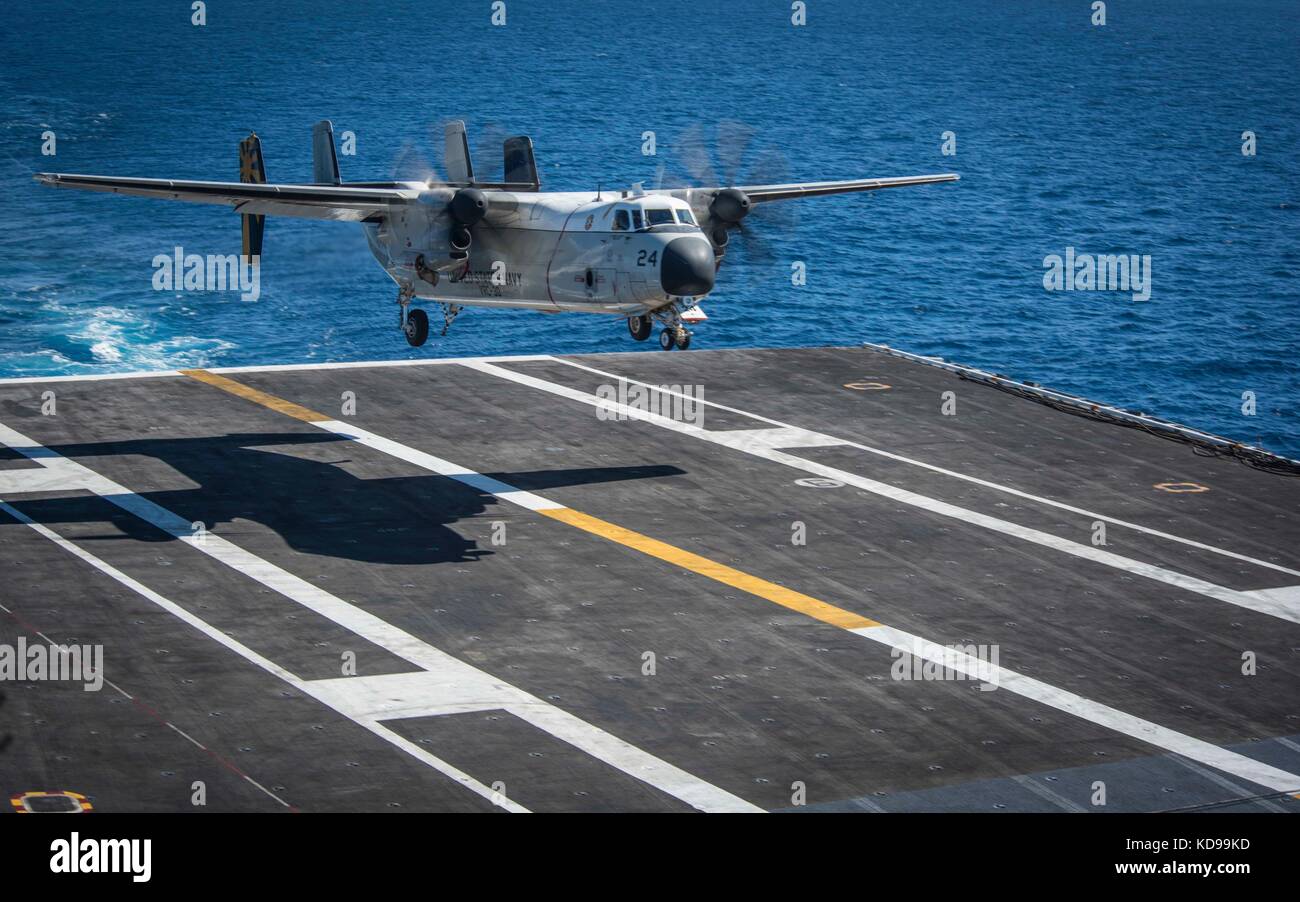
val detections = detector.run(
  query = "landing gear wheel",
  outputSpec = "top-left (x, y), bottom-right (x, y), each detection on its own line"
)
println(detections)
top-left (404, 308), bottom-right (429, 347)
top-left (659, 328), bottom-right (676, 351)
top-left (628, 314), bottom-right (652, 341)
top-left (674, 328), bottom-right (691, 351)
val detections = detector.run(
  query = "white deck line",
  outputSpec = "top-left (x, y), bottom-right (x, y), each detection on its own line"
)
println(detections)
top-left (0, 369), bottom-right (183, 385)
top-left (854, 625), bottom-right (1300, 795)
top-left (0, 419), bottom-right (760, 814)
top-left (461, 360), bottom-right (1300, 625)
top-left (0, 498), bottom-right (528, 813)
top-left (550, 357), bottom-right (1300, 580)
top-left (0, 353), bottom-right (558, 385)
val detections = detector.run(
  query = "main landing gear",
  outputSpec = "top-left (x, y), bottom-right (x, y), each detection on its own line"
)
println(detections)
top-left (397, 284), bottom-right (461, 347)
top-left (403, 309), bottom-right (429, 346)
top-left (397, 284), bottom-right (428, 347)
top-left (630, 306), bottom-right (692, 351)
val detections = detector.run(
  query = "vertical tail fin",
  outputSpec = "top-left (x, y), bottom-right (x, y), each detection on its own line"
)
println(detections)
top-left (238, 133), bottom-right (266, 258)
top-left (444, 120), bottom-right (474, 183)
top-left (504, 135), bottom-right (540, 190)
top-left (311, 120), bottom-right (341, 186)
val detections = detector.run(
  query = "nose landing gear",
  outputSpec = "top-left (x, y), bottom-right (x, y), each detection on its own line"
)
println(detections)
top-left (629, 303), bottom-right (698, 349)
top-left (659, 326), bottom-right (691, 351)
top-left (642, 304), bottom-right (692, 350)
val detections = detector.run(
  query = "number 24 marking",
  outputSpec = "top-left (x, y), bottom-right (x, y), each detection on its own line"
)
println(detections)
top-left (636, 250), bottom-right (658, 267)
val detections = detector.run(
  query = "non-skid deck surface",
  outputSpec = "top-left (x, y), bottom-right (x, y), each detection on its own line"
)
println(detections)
top-left (1, 346), bottom-right (1297, 812)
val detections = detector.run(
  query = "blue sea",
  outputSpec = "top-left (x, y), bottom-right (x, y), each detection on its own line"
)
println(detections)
top-left (2, 0), bottom-right (1297, 455)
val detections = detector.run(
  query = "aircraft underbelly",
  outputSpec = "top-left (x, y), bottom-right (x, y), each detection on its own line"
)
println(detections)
top-left (371, 217), bottom-right (668, 316)
top-left (386, 227), bottom-right (557, 310)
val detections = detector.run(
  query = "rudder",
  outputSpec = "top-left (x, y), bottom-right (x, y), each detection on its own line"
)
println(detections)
top-left (238, 132), bottom-right (266, 258)
top-left (504, 135), bottom-right (539, 190)
top-left (312, 120), bottom-right (341, 186)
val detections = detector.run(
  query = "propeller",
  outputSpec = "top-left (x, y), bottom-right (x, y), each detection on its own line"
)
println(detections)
top-left (389, 118), bottom-right (507, 268)
top-left (388, 117), bottom-right (447, 186)
top-left (661, 120), bottom-right (801, 290)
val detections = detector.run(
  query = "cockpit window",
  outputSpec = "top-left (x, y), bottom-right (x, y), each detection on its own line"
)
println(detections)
top-left (631, 209), bottom-right (645, 230)
top-left (613, 209), bottom-right (630, 231)
top-left (645, 208), bottom-right (675, 226)
top-left (675, 208), bottom-right (697, 226)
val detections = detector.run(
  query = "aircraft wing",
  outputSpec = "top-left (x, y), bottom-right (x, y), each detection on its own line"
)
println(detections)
top-left (33, 173), bottom-right (421, 222)
top-left (660, 173), bottom-right (958, 206)
top-left (735, 173), bottom-right (959, 202)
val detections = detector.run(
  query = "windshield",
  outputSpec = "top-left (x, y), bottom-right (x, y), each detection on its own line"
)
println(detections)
top-left (675, 208), bottom-right (697, 225)
top-left (645, 208), bottom-right (675, 226)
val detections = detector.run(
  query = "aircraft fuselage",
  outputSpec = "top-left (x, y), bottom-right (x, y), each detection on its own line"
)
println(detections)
top-left (363, 188), bottom-right (716, 315)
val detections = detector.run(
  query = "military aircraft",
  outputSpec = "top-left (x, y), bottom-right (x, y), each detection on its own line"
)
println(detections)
top-left (36, 121), bottom-right (957, 350)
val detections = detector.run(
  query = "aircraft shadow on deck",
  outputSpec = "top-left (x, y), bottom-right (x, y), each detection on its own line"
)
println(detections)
top-left (8, 432), bottom-right (685, 566)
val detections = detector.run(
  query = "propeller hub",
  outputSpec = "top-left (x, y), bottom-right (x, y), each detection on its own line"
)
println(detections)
top-left (450, 187), bottom-right (488, 226)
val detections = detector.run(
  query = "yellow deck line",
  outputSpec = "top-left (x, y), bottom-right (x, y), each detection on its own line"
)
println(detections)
top-left (180, 369), bottom-right (880, 632)
top-left (180, 369), bottom-right (330, 423)
top-left (540, 508), bottom-right (879, 629)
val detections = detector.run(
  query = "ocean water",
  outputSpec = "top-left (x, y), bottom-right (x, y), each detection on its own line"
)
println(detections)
top-left (2, 0), bottom-right (1297, 456)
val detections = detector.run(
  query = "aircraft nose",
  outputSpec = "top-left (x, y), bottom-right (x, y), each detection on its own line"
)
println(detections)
top-left (660, 237), bottom-right (715, 297)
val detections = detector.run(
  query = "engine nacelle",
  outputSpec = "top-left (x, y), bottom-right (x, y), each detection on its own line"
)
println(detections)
top-left (709, 187), bottom-right (751, 224)
top-left (450, 187), bottom-right (488, 227)
top-left (447, 187), bottom-right (486, 259)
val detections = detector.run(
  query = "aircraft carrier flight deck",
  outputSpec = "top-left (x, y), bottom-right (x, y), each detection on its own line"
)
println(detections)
top-left (1, 344), bottom-right (1298, 813)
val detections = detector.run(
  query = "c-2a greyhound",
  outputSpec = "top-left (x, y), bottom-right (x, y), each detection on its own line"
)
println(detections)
top-left (36, 120), bottom-right (957, 350)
